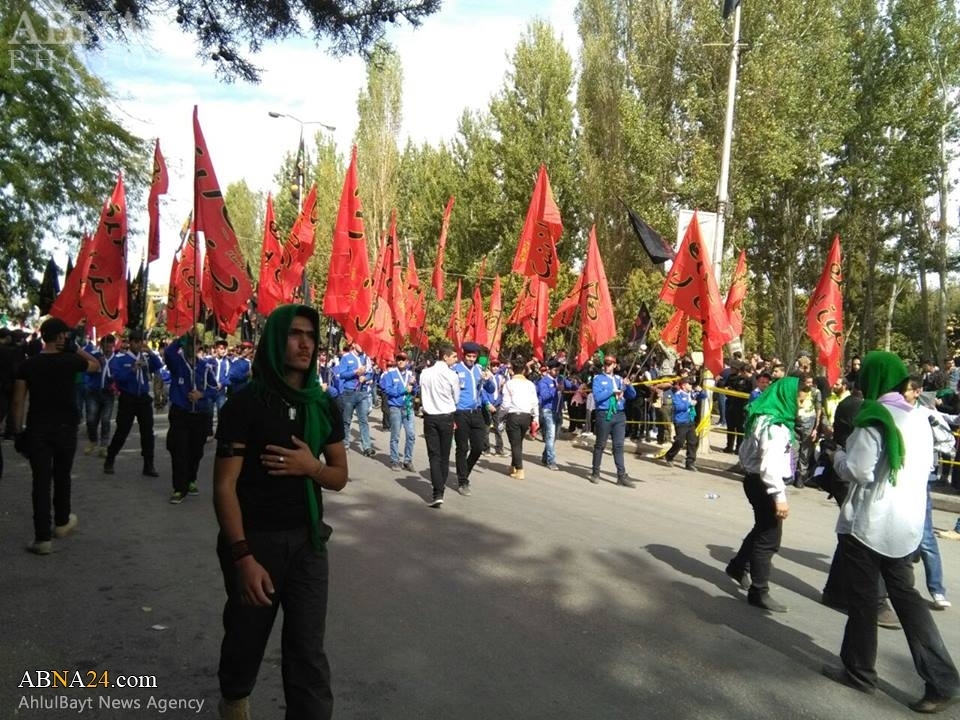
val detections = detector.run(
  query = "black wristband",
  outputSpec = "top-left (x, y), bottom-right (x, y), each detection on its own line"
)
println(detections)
top-left (230, 539), bottom-right (251, 562)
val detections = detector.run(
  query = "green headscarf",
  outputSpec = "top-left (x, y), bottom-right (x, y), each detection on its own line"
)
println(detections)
top-left (744, 375), bottom-right (800, 441)
top-left (250, 304), bottom-right (333, 551)
top-left (853, 350), bottom-right (908, 483)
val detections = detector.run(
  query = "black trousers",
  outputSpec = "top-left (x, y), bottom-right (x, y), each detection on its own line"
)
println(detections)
top-left (107, 393), bottom-right (155, 463)
top-left (423, 413), bottom-right (454, 498)
top-left (730, 472), bottom-right (782, 596)
top-left (218, 528), bottom-right (332, 719)
top-left (505, 413), bottom-right (532, 470)
top-left (665, 421), bottom-right (699, 467)
top-left (839, 533), bottom-right (960, 696)
top-left (166, 405), bottom-right (209, 494)
top-left (454, 409), bottom-right (486, 486)
top-left (725, 401), bottom-right (747, 451)
top-left (27, 425), bottom-right (78, 541)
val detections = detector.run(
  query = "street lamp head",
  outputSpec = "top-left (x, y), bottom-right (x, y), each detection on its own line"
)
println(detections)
top-left (267, 111), bottom-right (283, 118)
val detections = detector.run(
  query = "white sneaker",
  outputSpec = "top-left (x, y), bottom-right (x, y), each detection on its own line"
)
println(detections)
top-left (932, 593), bottom-right (952, 609)
top-left (53, 513), bottom-right (78, 538)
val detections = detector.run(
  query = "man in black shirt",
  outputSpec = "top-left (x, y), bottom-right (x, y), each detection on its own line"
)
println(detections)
top-left (214, 304), bottom-right (348, 720)
top-left (10, 317), bottom-right (99, 554)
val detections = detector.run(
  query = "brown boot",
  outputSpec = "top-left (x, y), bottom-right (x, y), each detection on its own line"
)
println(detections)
top-left (219, 697), bottom-right (250, 720)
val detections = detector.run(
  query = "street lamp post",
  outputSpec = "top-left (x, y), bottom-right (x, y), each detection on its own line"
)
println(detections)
top-left (267, 111), bottom-right (336, 306)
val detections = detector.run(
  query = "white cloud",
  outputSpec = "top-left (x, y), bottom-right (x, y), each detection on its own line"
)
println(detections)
top-left (56, 0), bottom-right (580, 280)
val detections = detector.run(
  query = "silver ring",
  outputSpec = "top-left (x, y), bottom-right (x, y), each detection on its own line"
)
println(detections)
top-left (278, 456), bottom-right (285, 464)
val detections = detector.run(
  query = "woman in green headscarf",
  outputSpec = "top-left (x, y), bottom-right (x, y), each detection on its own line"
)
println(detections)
top-left (725, 375), bottom-right (807, 613)
top-left (213, 304), bottom-right (348, 720)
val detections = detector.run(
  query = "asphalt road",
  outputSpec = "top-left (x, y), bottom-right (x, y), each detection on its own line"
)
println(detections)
top-left (1, 414), bottom-right (959, 719)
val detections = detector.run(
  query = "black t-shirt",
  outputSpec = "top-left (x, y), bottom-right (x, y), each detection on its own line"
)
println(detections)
top-left (217, 386), bottom-right (345, 533)
top-left (16, 351), bottom-right (88, 429)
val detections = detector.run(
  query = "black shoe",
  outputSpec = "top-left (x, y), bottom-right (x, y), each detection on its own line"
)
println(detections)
top-left (362, 448), bottom-right (376, 458)
top-left (402, 462), bottom-right (414, 472)
top-left (588, 473), bottom-right (600, 484)
top-left (821, 665), bottom-right (875, 695)
top-left (725, 562), bottom-right (751, 590)
top-left (103, 459), bottom-right (115, 475)
top-left (617, 475), bottom-right (636, 488)
top-left (909, 693), bottom-right (958, 714)
top-left (142, 464), bottom-right (159, 478)
top-left (748, 592), bottom-right (788, 613)
top-left (794, 480), bottom-right (805, 489)
top-left (428, 495), bottom-right (443, 508)
top-left (685, 464), bottom-right (698, 472)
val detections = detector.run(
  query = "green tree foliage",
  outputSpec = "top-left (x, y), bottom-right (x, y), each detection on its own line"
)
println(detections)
top-left (0, 1), bottom-right (146, 314)
top-left (355, 40), bottom-right (403, 243)
top-left (223, 179), bottom-right (265, 277)
top-left (58, 0), bottom-right (441, 82)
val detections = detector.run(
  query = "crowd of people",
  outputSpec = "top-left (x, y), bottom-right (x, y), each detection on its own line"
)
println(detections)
top-left (3, 311), bottom-right (960, 715)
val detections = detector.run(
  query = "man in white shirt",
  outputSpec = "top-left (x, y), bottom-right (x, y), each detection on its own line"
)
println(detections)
top-left (419, 345), bottom-right (460, 508)
top-left (824, 351), bottom-right (959, 713)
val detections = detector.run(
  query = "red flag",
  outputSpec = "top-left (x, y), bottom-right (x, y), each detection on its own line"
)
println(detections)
top-left (404, 249), bottom-right (425, 332)
top-left (724, 248), bottom-right (748, 337)
top-left (576, 226), bottom-right (617, 368)
top-left (280, 183), bottom-right (318, 298)
top-left (358, 231), bottom-right (396, 364)
top-left (166, 216), bottom-right (198, 336)
top-left (486, 275), bottom-right (504, 358)
top-left (385, 211), bottom-right (408, 343)
top-left (193, 106), bottom-right (253, 333)
top-left (806, 235), bottom-right (844, 384)
top-left (80, 174), bottom-right (128, 334)
top-left (256, 194), bottom-right (284, 316)
top-left (325, 146), bottom-right (371, 327)
top-left (431, 196), bottom-right (455, 300)
top-left (147, 139), bottom-right (168, 264)
top-left (445, 279), bottom-right (463, 349)
top-left (550, 273), bottom-right (583, 329)
top-left (659, 211), bottom-right (735, 373)
top-left (660, 308), bottom-right (689, 356)
top-left (50, 234), bottom-right (93, 326)
top-left (512, 164), bottom-right (563, 287)
top-left (507, 275), bottom-right (549, 360)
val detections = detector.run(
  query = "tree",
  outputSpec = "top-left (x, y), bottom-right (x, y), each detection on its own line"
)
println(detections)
top-left (0, 0), bottom-right (146, 315)
top-left (355, 40), bottom-right (403, 244)
top-left (224, 180), bottom-right (265, 277)
top-left (57, 0), bottom-right (441, 82)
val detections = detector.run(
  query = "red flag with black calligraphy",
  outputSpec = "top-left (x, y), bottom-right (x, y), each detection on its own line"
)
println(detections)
top-left (507, 274), bottom-right (549, 360)
top-left (405, 250), bottom-right (428, 350)
top-left (166, 215), bottom-right (198, 336)
top-left (193, 106), bottom-right (253, 333)
top-left (660, 308), bottom-right (689, 356)
top-left (658, 211), bottom-right (734, 374)
top-left (147, 139), bottom-right (168, 264)
top-left (384, 211), bottom-right (408, 343)
top-left (512, 164), bottom-right (562, 288)
top-left (576, 226), bottom-right (617, 368)
top-left (806, 235), bottom-right (844, 384)
top-left (79, 173), bottom-right (128, 334)
top-left (486, 275), bottom-right (504, 359)
top-left (724, 248), bottom-right (748, 337)
top-left (325, 145), bottom-right (371, 327)
top-left (256, 194), bottom-right (284, 316)
top-left (445, 279), bottom-right (463, 350)
top-left (280, 183), bottom-right (318, 298)
top-left (550, 273), bottom-right (583, 329)
top-left (431, 196), bottom-right (455, 301)
top-left (50, 234), bottom-right (93, 326)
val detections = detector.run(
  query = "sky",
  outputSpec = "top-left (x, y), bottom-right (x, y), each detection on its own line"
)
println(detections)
top-left (65, 0), bottom-right (579, 281)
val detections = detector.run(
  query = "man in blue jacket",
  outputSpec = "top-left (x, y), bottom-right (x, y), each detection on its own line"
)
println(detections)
top-left (663, 376), bottom-right (709, 471)
top-left (164, 327), bottom-right (218, 504)
top-left (452, 341), bottom-right (496, 495)
top-left (536, 359), bottom-right (564, 471)
top-left (379, 352), bottom-right (418, 471)
top-left (589, 355), bottom-right (637, 487)
top-left (337, 341), bottom-right (375, 456)
top-left (104, 329), bottom-right (164, 477)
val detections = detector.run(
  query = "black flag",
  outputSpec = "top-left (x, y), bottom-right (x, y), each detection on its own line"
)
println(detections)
top-left (628, 301), bottom-right (653, 348)
top-left (620, 199), bottom-right (675, 265)
top-left (38, 257), bottom-right (61, 316)
top-left (722, 0), bottom-right (741, 19)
